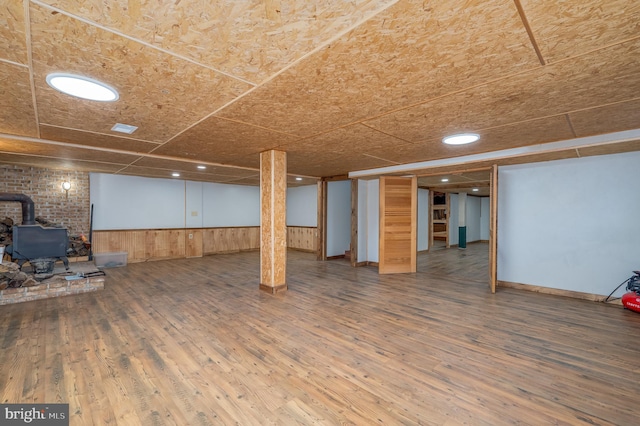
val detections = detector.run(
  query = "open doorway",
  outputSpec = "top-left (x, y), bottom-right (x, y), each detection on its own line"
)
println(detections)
top-left (416, 170), bottom-right (494, 288)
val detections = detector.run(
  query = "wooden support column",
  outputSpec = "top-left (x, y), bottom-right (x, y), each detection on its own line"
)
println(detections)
top-left (350, 179), bottom-right (358, 267)
top-left (317, 179), bottom-right (327, 261)
top-left (260, 150), bottom-right (287, 294)
top-left (458, 192), bottom-right (467, 249)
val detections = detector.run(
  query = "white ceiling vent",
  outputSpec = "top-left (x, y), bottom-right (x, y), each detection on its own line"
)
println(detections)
top-left (111, 123), bottom-right (138, 134)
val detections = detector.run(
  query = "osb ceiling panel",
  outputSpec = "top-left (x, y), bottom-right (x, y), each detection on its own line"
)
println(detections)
top-left (418, 171), bottom-right (491, 187)
top-left (0, 0), bottom-right (638, 184)
top-left (29, 3), bottom-right (252, 143)
top-left (288, 154), bottom-right (396, 178)
top-left (0, 153), bottom-right (127, 173)
top-left (380, 150), bottom-right (581, 180)
top-left (570, 99), bottom-right (640, 138)
top-left (132, 157), bottom-right (258, 178)
top-left (577, 139), bottom-right (640, 159)
top-left (520, 0), bottom-right (640, 63)
top-left (279, 124), bottom-right (410, 157)
top-left (0, 0), bottom-right (27, 65)
top-left (116, 165), bottom-right (257, 184)
top-left (154, 117), bottom-right (297, 162)
top-left (364, 115), bottom-right (574, 164)
top-left (38, 0), bottom-right (398, 83)
top-left (365, 39), bottom-right (640, 144)
top-left (0, 62), bottom-right (38, 137)
top-left (217, 0), bottom-right (540, 137)
top-left (0, 138), bottom-right (140, 164)
top-left (40, 125), bottom-right (160, 153)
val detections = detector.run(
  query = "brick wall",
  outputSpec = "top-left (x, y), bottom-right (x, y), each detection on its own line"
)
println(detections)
top-left (0, 164), bottom-right (90, 236)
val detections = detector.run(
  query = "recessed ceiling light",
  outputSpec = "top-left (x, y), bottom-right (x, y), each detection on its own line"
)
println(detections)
top-left (197, 165), bottom-right (206, 170)
top-left (472, 188), bottom-right (479, 192)
top-left (172, 172), bottom-right (180, 177)
top-left (46, 73), bottom-right (119, 101)
top-left (442, 133), bottom-right (480, 145)
top-left (111, 123), bottom-right (138, 134)
top-left (295, 177), bottom-right (302, 181)
top-left (441, 178), bottom-right (449, 182)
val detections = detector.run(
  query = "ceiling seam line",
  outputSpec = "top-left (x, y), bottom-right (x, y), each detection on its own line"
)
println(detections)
top-left (0, 132), bottom-right (260, 171)
top-left (23, 0), bottom-right (41, 139)
top-left (565, 114), bottom-right (577, 138)
top-left (156, 0), bottom-right (402, 146)
top-left (29, 0), bottom-right (257, 87)
top-left (0, 58), bottom-right (28, 68)
top-left (512, 0), bottom-right (546, 65)
top-left (39, 123), bottom-right (163, 144)
top-left (337, 37), bottom-right (640, 129)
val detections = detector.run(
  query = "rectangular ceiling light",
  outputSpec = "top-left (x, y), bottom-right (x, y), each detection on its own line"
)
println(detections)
top-left (111, 123), bottom-right (138, 134)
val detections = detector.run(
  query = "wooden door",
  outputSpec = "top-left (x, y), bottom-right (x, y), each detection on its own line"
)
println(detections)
top-left (489, 165), bottom-right (498, 293)
top-left (379, 176), bottom-right (417, 274)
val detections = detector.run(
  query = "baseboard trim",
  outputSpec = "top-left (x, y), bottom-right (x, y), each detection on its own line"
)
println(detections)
top-left (288, 247), bottom-right (316, 253)
top-left (259, 283), bottom-right (288, 294)
top-left (497, 280), bottom-right (613, 303)
top-left (327, 254), bottom-right (346, 260)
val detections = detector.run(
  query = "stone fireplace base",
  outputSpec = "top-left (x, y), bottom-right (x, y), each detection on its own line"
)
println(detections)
top-left (0, 261), bottom-right (105, 305)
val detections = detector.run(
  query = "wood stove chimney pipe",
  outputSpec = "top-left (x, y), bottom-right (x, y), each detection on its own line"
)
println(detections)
top-left (0, 193), bottom-right (36, 225)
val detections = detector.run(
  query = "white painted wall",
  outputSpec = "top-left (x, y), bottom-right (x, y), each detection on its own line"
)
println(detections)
top-left (466, 195), bottom-right (482, 243)
top-left (202, 183), bottom-right (259, 227)
top-left (287, 185), bottom-right (317, 226)
top-left (480, 197), bottom-right (490, 241)
top-left (185, 181), bottom-right (203, 228)
top-left (417, 188), bottom-right (429, 251)
top-left (357, 180), bottom-right (369, 263)
top-left (449, 193), bottom-right (459, 245)
top-left (90, 174), bottom-right (185, 230)
top-left (367, 179), bottom-right (380, 263)
top-left (498, 151), bottom-right (640, 297)
top-left (90, 174), bottom-right (260, 230)
top-left (326, 180), bottom-right (352, 257)
top-left (444, 193), bottom-right (485, 246)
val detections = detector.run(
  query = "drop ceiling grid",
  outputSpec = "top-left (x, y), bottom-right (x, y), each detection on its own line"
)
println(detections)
top-left (215, 0), bottom-right (541, 137)
top-left (28, 2), bottom-right (253, 143)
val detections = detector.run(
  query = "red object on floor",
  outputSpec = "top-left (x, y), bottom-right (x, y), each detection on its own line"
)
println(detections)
top-left (622, 292), bottom-right (640, 313)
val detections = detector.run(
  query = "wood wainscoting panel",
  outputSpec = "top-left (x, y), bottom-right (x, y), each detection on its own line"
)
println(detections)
top-left (287, 226), bottom-right (317, 252)
top-left (94, 227), bottom-right (259, 262)
top-left (203, 227), bottom-right (260, 255)
top-left (92, 230), bottom-right (147, 262)
top-left (186, 229), bottom-right (203, 258)
top-left (145, 229), bottom-right (186, 260)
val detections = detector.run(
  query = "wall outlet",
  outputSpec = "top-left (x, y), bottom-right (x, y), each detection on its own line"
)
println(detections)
top-left (189, 233), bottom-right (193, 239)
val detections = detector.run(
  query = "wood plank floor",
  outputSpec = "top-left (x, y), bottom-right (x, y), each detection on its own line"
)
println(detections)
top-left (1, 243), bottom-right (639, 425)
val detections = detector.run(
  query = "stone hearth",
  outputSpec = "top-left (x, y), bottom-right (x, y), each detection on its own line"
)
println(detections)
top-left (0, 260), bottom-right (104, 305)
